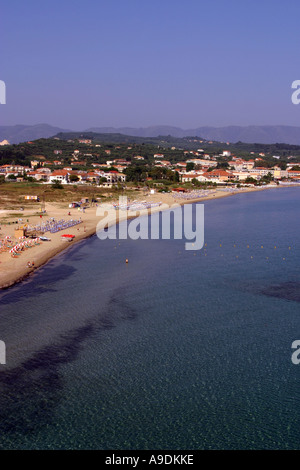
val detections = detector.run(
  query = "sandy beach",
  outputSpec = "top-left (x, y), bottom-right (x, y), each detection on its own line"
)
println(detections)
top-left (0, 185), bottom-right (280, 289)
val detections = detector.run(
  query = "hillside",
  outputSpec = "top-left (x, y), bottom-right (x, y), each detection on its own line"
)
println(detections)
top-left (86, 125), bottom-right (300, 145)
top-left (0, 124), bottom-right (71, 144)
top-left (2, 124), bottom-right (300, 145)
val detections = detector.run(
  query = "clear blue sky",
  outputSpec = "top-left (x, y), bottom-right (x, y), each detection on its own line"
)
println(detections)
top-left (1, 0), bottom-right (300, 129)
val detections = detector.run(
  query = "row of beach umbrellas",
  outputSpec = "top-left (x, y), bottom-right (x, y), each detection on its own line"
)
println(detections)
top-left (9, 238), bottom-right (40, 255)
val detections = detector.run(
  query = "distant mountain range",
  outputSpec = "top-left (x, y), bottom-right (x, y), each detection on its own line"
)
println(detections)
top-left (86, 125), bottom-right (300, 145)
top-left (1, 124), bottom-right (300, 145)
top-left (0, 124), bottom-right (71, 145)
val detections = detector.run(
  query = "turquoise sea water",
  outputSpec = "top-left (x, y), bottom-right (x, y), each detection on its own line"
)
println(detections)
top-left (0, 187), bottom-right (299, 449)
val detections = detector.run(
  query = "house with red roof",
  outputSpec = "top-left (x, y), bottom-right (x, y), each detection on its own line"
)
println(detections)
top-left (49, 170), bottom-right (70, 184)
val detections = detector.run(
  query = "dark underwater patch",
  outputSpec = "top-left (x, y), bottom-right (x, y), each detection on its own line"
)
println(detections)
top-left (260, 281), bottom-right (300, 303)
top-left (0, 263), bottom-right (77, 306)
top-left (0, 287), bottom-right (139, 437)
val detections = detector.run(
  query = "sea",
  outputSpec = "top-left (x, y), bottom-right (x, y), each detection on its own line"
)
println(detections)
top-left (0, 187), bottom-right (299, 450)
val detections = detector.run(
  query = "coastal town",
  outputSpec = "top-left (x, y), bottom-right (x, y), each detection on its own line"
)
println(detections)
top-left (1, 135), bottom-right (300, 189)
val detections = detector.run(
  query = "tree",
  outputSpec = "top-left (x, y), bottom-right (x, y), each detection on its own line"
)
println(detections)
top-left (216, 162), bottom-right (229, 169)
top-left (186, 162), bottom-right (195, 172)
top-left (125, 165), bottom-right (146, 182)
top-left (245, 177), bottom-right (257, 184)
top-left (192, 178), bottom-right (201, 186)
top-left (69, 174), bottom-right (79, 182)
top-left (173, 171), bottom-right (180, 182)
top-left (260, 172), bottom-right (273, 184)
top-left (278, 162), bottom-right (287, 170)
top-left (51, 180), bottom-right (63, 189)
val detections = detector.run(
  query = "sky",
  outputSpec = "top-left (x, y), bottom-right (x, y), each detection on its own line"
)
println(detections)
top-left (1, 0), bottom-right (300, 130)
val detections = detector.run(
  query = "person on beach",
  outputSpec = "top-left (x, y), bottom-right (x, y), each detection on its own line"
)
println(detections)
top-left (27, 261), bottom-right (32, 268)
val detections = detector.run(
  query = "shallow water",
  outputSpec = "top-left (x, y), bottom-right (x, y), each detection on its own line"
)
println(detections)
top-left (0, 188), bottom-right (299, 449)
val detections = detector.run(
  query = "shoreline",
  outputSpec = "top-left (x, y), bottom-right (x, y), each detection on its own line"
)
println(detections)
top-left (0, 184), bottom-right (297, 290)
